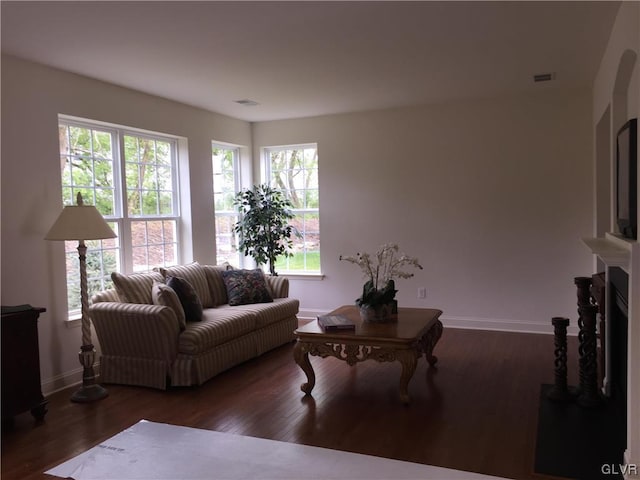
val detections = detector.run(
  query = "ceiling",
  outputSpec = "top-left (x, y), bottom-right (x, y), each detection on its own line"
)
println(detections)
top-left (1, 1), bottom-right (621, 122)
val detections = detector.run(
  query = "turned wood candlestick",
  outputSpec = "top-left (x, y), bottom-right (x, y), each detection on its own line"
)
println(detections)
top-left (547, 317), bottom-right (573, 402)
top-left (574, 276), bottom-right (602, 408)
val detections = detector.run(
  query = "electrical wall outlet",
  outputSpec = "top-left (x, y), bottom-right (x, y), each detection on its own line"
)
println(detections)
top-left (418, 287), bottom-right (427, 299)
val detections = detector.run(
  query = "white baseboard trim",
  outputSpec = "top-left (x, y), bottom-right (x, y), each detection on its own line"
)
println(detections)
top-left (41, 369), bottom-right (82, 396)
top-left (441, 315), bottom-right (579, 336)
top-left (298, 309), bottom-right (578, 336)
top-left (41, 362), bottom-right (103, 397)
top-left (44, 311), bottom-right (574, 395)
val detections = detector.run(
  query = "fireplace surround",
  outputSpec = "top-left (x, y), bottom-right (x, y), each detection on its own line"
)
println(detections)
top-left (608, 267), bottom-right (629, 447)
top-left (582, 233), bottom-right (639, 472)
top-left (592, 267), bottom-right (629, 461)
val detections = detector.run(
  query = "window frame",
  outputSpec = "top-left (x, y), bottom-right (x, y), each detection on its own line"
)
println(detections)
top-left (58, 115), bottom-right (181, 316)
top-left (263, 143), bottom-right (321, 275)
top-left (119, 130), bottom-right (181, 274)
top-left (212, 142), bottom-right (242, 267)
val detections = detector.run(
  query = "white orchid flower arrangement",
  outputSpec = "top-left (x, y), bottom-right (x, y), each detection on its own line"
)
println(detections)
top-left (340, 243), bottom-right (423, 308)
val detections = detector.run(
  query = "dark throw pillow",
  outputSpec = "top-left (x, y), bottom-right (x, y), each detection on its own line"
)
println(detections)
top-left (222, 269), bottom-right (274, 306)
top-left (166, 276), bottom-right (203, 322)
top-left (151, 281), bottom-right (187, 331)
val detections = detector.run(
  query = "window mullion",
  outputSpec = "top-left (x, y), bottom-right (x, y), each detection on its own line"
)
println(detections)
top-left (116, 130), bottom-right (133, 274)
top-left (171, 141), bottom-right (180, 265)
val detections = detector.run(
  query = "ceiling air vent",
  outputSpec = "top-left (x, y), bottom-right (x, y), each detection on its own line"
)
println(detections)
top-left (234, 99), bottom-right (260, 106)
top-left (533, 73), bottom-right (556, 83)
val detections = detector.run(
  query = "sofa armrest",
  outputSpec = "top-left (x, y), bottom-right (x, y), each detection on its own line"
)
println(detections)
top-left (266, 276), bottom-right (289, 298)
top-left (90, 302), bottom-right (181, 361)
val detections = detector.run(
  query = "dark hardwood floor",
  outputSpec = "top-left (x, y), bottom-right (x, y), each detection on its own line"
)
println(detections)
top-left (1, 327), bottom-right (578, 480)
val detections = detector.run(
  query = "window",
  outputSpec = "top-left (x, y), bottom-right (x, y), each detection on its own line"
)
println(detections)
top-left (58, 123), bottom-right (119, 313)
top-left (58, 117), bottom-right (179, 315)
top-left (265, 144), bottom-right (320, 273)
top-left (212, 144), bottom-right (241, 266)
top-left (124, 134), bottom-right (178, 272)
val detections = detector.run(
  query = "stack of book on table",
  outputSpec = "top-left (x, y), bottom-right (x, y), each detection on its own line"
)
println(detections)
top-left (317, 314), bottom-right (355, 331)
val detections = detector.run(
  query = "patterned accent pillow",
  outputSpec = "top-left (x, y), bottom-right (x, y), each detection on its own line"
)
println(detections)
top-left (222, 269), bottom-right (274, 306)
top-left (152, 281), bottom-right (186, 331)
top-left (166, 276), bottom-right (203, 322)
top-left (111, 271), bottom-right (165, 304)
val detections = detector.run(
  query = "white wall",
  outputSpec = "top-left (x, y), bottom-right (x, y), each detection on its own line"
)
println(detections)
top-left (1, 55), bottom-right (252, 393)
top-left (252, 90), bottom-right (594, 334)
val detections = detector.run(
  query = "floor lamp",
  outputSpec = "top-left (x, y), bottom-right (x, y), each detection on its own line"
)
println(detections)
top-left (45, 192), bottom-right (117, 403)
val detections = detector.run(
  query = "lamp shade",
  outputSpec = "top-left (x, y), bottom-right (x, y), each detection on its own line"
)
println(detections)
top-left (45, 195), bottom-right (117, 241)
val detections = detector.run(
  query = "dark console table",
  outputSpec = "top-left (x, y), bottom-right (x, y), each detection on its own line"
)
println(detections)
top-left (1, 305), bottom-right (48, 423)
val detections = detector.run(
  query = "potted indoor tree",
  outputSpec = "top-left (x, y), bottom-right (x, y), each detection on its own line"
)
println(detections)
top-left (233, 184), bottom-right (296, 276)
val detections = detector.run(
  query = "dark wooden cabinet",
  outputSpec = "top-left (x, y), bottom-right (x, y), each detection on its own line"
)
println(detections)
top-left (1, 305), bottom-right (48, 422)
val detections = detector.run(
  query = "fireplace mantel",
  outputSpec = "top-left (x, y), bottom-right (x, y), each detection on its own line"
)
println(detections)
top-left (582, 233), bottom-right (635, 273)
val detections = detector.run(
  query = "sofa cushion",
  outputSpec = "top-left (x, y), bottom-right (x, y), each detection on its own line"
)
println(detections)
top-left (202, 263), bottom-right (232, 306)
top-left (229, 298), bottom-right (300, 329)
top-left (91, 288), bottom-right (120, 304)
top-left (111, 271), bottom-right (164, 304)
top-left (166, 276), bottom-right (203, 322)
top-left (158, 262), bottom-right (213, 308)
top-left (152, 281), bottom-right (186, 331)
top-left (178, 307), bottom-right (256, 354)
top-left (222, 269), bottom-right (273, 306)
top-left (265, 275), bottom-right (289, 299)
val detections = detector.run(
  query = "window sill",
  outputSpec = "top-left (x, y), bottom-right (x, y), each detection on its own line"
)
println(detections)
top-left (65, 313), bottom-right (82, 329)
top-left (278, 272), bottom-right (324, 281)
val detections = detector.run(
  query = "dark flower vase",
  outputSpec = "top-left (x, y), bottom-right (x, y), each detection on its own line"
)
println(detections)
top-left (359, 302), bottom-right (396, 323)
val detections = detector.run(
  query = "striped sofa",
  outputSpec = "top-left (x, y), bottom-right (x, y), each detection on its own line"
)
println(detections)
top-left (89, 263), bottom-right (299, 390)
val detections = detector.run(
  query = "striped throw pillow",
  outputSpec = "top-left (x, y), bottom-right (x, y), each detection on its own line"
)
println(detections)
top-left (111, 271), bottom-right (164, 304)
top-left (152, 281), bottom-right (186, 331)
top-left (202, 263), bottom-right (233, 306)
top-left (159, 262), bottom-right (213, 308)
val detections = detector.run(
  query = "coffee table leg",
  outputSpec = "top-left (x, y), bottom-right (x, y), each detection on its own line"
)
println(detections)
top-left (397, 350), bottom-right (418, 405)
top-left (423, 320), bottom-right (443, 366)
top-left (293, 341), bottom-right (315, 395)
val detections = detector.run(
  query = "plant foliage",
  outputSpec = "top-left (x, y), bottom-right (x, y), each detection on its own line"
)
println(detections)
top-left (358, 279), bottom-right (397, 308)
top-left (233, 184), bottom-right (296, 276)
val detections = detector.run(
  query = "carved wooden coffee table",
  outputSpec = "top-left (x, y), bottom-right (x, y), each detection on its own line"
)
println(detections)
top-left (293, 305), bottom-right (443, 404)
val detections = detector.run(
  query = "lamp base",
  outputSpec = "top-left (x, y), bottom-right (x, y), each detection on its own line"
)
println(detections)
top-left (71, 383), bottom-right (109, 403)
top-left (70, 344), bottom-right (108, 403)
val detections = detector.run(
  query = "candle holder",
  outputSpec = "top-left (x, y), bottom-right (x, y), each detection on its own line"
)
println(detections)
top-left (574, 276), bottom-right (602, 408)
top-left (547, 317), bottom-right (574, 402)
